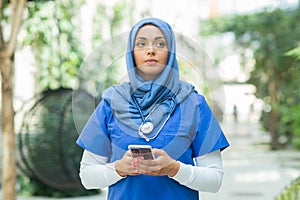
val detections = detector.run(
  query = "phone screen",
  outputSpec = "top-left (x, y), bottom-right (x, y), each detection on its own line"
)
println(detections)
top-left (129, 145), bottom-right (154, 160)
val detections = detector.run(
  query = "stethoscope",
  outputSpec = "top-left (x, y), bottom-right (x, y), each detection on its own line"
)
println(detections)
top-left (132, 95), bottom-right (177, 142)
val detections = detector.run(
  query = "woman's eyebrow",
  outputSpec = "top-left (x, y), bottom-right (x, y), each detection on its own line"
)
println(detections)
top-left (135, 36), bottom-right (165, 41)
top-left (136, 36), bottom-right (147, 40)
top-left (154, 36), bottom-right (165, 40)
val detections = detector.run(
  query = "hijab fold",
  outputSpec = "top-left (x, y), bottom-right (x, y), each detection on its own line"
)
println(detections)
top-left (102, 18), bottom-right (194, 130)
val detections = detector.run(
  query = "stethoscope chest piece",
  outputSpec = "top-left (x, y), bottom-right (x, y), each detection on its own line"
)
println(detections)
top-left (140, 122), bottom-right (154, 134)
top-left (132, 93), bottom-right (177, 142)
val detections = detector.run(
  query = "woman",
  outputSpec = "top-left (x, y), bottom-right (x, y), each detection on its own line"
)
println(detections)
top-left (76, 18), bottom-right (229, 200)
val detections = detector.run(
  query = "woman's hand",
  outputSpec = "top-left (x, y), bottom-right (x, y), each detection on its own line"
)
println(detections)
top-left (135, 149), bottom-right (180, 177)
top-left (115, 151), bottom-right (141, 177)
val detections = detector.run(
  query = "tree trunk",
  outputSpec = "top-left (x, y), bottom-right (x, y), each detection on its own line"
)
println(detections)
top-left (269, 109), bottom-right (279, 150)
top-left (0, 55), bottom-right (16, 200)
top-left (268, 79), bottom-right (279, 150)
top-left (0, 1), bottom-right (28, 199)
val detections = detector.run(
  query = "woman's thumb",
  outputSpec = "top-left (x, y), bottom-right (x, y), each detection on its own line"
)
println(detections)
top-left (152, 148), bottom-right (164, 156)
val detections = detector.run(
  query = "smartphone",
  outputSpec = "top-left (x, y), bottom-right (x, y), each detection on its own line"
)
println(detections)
top-left (128, 145), bottom-right (155, 160)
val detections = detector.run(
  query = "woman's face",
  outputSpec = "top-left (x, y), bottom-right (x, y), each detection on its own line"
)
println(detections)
top-left (133, 25), bottom-right (169, 81)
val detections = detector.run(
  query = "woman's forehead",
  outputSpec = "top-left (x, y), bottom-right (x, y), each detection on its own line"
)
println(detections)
top-left (135, 25), bottom-right (165, 39)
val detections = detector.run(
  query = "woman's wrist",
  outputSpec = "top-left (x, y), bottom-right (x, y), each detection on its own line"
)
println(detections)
top-left (115, 160), bottom-right (127, 177)
top-left (167, 161), bottom-right (180, 177)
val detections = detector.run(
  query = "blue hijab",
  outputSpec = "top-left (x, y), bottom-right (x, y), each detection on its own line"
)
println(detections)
top-left (102, 18), bottom-right (194, 130)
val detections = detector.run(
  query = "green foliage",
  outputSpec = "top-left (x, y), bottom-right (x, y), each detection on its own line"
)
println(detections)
top-left (89, 0), bottom-right (135, 100)
top-left (281, 47), bottom-right (300, 149)
top-left (92, 0), bottom-right (135, 47)
top-left (285, 45), bottom-right (300, 60)
top-left (22, 0), bottom-right (85, 90)
top-left (200, 8), bottom-right (300, 149)
top-left (17, 1), bottom-right (136, 197)
top-left (276, 176), bottom-right (300, 200)
top-left (1, 2), bottom-right (9, 21)
top-left (22, 0), bottom-right (135, 92)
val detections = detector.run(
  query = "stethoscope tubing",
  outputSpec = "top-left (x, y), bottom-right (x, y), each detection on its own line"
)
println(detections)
top-left (132, 94), bottom-right (177, 142)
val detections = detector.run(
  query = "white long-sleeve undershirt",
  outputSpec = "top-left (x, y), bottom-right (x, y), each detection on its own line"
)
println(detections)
top-left (79, 149), bottom-right (224, 193)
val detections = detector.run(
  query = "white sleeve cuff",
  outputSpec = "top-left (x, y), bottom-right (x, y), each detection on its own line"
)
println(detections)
top-left (170, 150), bottom-right (224, 193)
top-left (104, 161), bottom-right (126, 183)
top-left (171, 162), bottom-right (194, 184)
top-left (79, 150), bottom-right (125, 189)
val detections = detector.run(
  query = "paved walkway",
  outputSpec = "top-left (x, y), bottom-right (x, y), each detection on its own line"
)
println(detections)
top-left (201, 120), bottom-right (300, 200)
top-left (2, 120), bottom-right (299, 200)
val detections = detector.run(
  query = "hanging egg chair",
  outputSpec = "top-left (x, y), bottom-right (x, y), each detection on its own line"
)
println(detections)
top-left (17, 88), bottom-right (95, 190)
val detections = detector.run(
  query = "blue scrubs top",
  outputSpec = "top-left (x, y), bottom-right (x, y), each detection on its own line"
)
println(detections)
top-left (76, 92), bottom-right (229, 200)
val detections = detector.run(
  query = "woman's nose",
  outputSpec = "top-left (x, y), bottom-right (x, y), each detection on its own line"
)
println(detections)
top-left (147, 44), bottom-right (155, 55)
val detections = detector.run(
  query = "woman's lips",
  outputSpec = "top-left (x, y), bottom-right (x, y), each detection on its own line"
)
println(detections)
top-left (145, 59), bottom-right (158, 65)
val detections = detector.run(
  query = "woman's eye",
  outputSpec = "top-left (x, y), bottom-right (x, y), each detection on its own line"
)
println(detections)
top-left (136, 42), bottom-right (146, 47)
top-left (155, 41), bottom-right (165, 48)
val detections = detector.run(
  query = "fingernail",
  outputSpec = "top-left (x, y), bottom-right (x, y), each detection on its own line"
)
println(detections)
top-left (132, 162), bottom-right (136, 168)
top-left (137, 157), bottom-right (144, 162)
